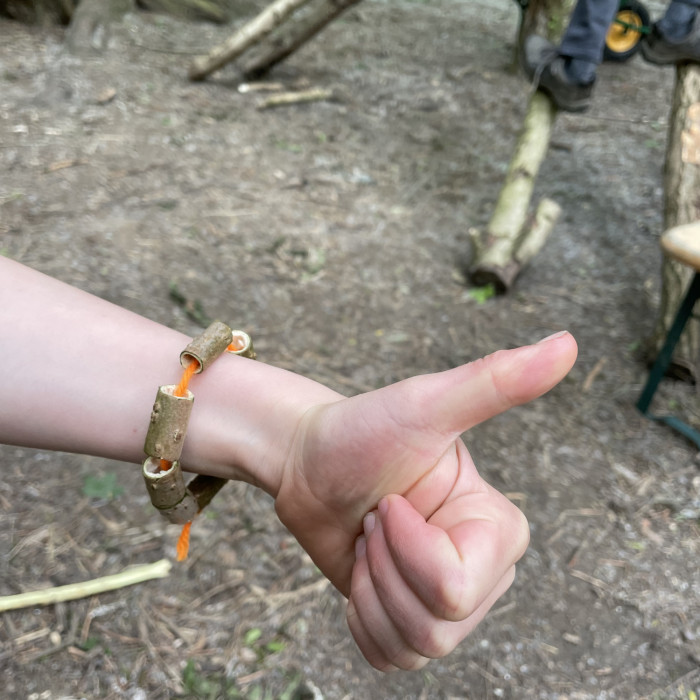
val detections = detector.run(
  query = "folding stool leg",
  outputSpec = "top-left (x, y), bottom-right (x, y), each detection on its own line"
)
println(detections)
top-left (636, 271), bottom-right (700, 447)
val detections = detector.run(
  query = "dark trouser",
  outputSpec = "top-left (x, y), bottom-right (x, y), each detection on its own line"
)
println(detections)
top-left (559, 0), bottom-right (700, 65)
top-left (559, 0), bottom-right (619, 64)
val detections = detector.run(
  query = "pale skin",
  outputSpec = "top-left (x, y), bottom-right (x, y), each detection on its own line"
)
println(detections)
top-left (0, 256), bottom-right (578, 671)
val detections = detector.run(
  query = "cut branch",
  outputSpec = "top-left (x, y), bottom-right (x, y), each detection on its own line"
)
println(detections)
top-left (256, 87), bottom-right (333, 109)
top-left (515, 197), bottom-right (562, 264)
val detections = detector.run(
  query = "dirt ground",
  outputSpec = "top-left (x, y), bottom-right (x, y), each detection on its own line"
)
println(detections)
top-left (1, 0), bottom-right (699, 697)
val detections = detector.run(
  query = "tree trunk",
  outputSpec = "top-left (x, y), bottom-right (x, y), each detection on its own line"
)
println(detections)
top-left (242, 0), bottom-right (363, 79)
top-left (469, 0), bottom-right (575, 292)
top-left (648, 65), bottom-right (700, 380)
top-left (65, 0), bottom-right (135, 53)
top-left (517, 0), bottom-right (574, 48)
top-left (1, 0), bottom-right (78, 24)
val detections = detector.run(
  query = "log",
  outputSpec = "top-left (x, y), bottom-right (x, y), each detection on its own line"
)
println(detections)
top-left (647, 65), bottom-right (700, 380)
top-left (468, 0), bottom-right (574, 292)
top-left (189, 0), bottom-right (313, 81)
top-left (242, 0), bottom-right (363, 79)
top-left (469, 91), bottom-right (558, 291)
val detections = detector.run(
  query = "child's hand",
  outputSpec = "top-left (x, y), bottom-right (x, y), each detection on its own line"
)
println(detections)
top-left (0, 258), bottom-right (576, 671)
top-left (274, 332), bottom-right (577, 670)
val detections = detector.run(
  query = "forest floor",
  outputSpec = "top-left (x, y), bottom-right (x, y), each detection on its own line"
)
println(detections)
top-left (0, 0), bottom-right (699, 698)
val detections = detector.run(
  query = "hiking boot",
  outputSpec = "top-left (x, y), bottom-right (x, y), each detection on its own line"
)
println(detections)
top-left (641, 14), bottom-right (700, 65)
top-left (522, 35), bottom-right (593, 113)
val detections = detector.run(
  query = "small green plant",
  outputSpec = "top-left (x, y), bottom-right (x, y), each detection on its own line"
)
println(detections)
top-left (467, 283), bottom-right (496, 304)
top-left (274, 139), bottom-right (303, 153)
top-left (181, 659), bottom-right (241, 699)
top-left (243, 628), bottom-right (263, 647)
top-left (243, 627), bottom-right (287, 660)
top-left (303, 248), bottom-right (326, 277)
top-left (82, 472), bottom-right (123, 501)
top-left (264, 639), bottom-right (286, 654)
top-left (79, 636), bottom-right (101, 652)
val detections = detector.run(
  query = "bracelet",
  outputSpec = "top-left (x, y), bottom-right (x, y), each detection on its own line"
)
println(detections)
top-left (142, 321), bottom-right (256, 561)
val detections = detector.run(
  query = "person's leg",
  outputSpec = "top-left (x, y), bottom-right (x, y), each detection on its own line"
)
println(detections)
top-left (642, 0), bottom-right (700, 64)
top-left (521, 0), bottom-right (618, 112)
top-left (559, 0), bottom-right (620, 83)
top-left (658, 0), bottom-right (700, 40)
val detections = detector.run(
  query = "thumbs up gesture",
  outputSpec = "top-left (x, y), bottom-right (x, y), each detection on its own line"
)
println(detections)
top-left (274, 332), bottom-right (577, 670)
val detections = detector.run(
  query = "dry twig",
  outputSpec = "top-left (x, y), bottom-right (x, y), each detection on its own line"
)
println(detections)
top-left (582, 356), bottom-right (608, 392)
top-left (0, 559), bottom-right (172, 612)
top-left (257, 88), bottom-right (333, 110)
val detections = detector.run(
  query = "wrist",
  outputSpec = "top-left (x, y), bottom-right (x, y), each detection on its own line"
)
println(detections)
top-left (178, 352), bottom-right (342, 498)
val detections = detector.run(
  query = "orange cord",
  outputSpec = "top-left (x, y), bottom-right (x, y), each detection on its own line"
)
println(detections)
top-left (176, 521), bottom-right (192, 562)
top-left (163, 346), bottom-right (236, 560)
top-left (158, 359), bottom-right (199, 476)
top-left (174, 360), bottom-right (198, 398)
top-left (160, 359), bottom-right (199, 560)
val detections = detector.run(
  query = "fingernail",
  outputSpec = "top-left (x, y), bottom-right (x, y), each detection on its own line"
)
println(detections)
top-left (363, 511), bottom-right (375, 536)
top-left (355, 535), bottom-right (366, 559)
top-left (537, 330), bottom-right (568, 344)
top-left (377, 497), bottom-right (389, 517)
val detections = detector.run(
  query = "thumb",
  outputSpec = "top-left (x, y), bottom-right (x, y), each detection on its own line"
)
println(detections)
top-left (395, 331), bottom-right (577, 437)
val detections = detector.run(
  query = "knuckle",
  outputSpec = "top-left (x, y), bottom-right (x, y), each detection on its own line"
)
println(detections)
top-left (381, 633), bottom-right (432, 671)
top-left (390, 647), bottom-right (431, 671)
top-left (415, 623), bottom-right (454, 659)
top-left (436, 567), bottom-right (475, 622)
top-left (502, 497), bottom-right (531, 559)
top-left (403, 655), bottom-right (430, 671)
top-left (513, 507), bottom-right (531, 557)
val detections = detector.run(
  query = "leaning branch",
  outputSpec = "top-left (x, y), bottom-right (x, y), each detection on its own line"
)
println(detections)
top-left (189, 0), bottom-right (313, 81)
top-left (242, 0), bottom-right (364, 79)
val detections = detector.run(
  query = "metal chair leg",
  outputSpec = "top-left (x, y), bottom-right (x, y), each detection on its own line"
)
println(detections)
top-left (636, 271), bottom-right (700, 448)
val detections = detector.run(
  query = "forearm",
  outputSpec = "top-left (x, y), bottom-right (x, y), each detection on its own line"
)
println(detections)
top-left (0, 257), bottom-right (341, 497)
